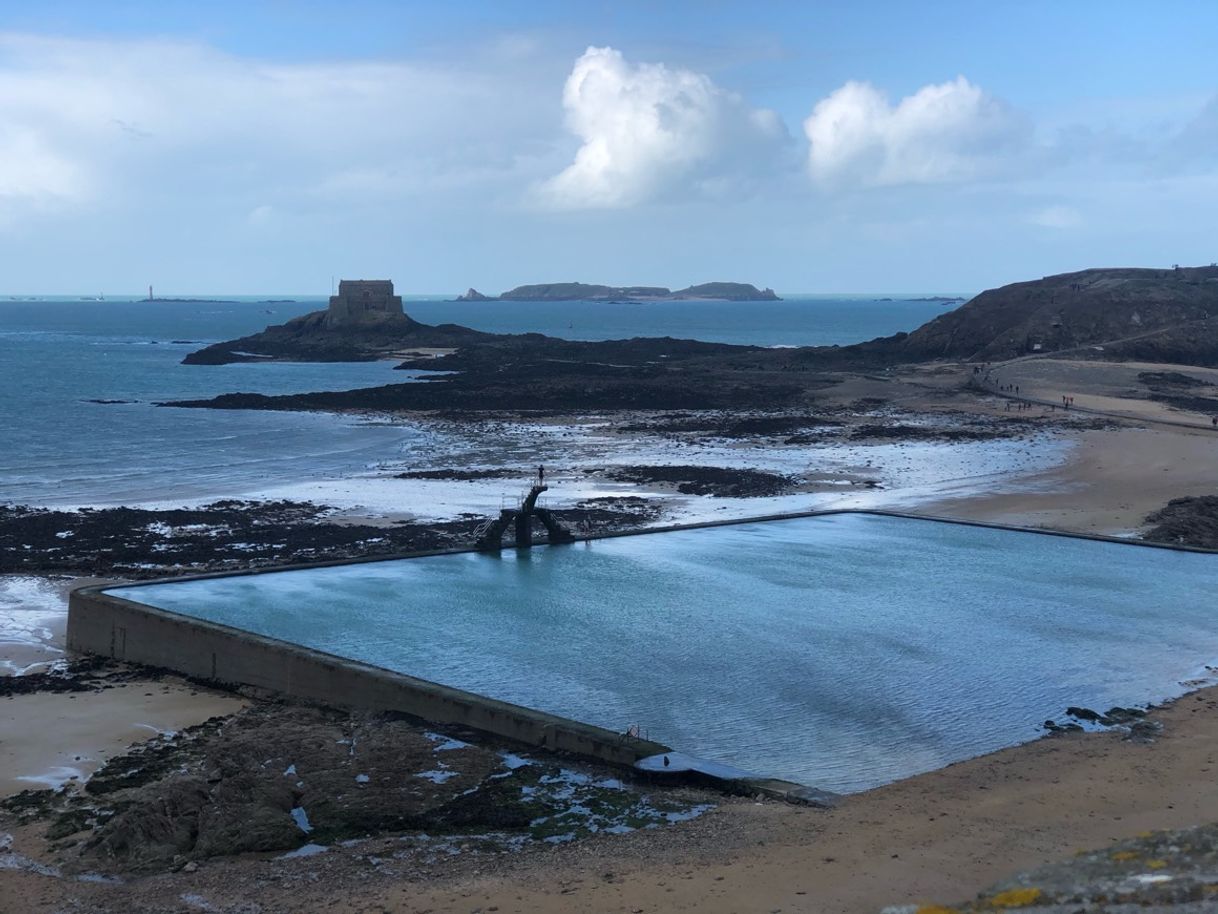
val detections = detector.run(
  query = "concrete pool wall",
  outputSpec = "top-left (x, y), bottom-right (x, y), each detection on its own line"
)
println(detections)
top-left (66, 509), bottom-right (1217, 796)
top-left (67, 581), bottom-right (673, 768)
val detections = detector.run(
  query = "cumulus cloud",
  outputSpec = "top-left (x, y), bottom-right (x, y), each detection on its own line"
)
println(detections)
top-left (802, 76), bottom-right (1031, 188)
top-left (538, 46), bottom-right (787, 209)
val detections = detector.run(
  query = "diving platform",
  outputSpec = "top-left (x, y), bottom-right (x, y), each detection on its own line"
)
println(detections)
top-left (473, 483), bottom-right (576, 551)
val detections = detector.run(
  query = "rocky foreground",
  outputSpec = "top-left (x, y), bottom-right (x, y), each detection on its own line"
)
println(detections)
top-left (894, 823), bottom-right (1218, 912)
top-left (1, 671), bottom-right (715, 876)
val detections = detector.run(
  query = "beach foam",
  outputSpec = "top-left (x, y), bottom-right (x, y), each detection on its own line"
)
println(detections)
top-left (0, 575), bottom-right (68, 675)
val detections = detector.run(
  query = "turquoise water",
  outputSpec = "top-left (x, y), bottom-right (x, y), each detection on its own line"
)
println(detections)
top-left (108, 513), bottom-right (1218, 793)
top-left (0, 296), bottom-right (950, 506)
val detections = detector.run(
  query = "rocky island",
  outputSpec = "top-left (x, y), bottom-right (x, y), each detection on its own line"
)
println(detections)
top-left (184, 279), bottom-right (490, 365)
top-left (182, 266), bottom-right (1218, 385)
top-left (456, 281), bottom-right (780, 301)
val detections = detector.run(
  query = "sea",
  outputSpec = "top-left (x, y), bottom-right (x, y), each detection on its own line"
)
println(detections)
top-left (0, 294), bottom-right (958, 508)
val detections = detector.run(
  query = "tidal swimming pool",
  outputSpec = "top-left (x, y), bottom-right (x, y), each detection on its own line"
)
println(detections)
top-left (107, 513), bottom-right (1218, 793)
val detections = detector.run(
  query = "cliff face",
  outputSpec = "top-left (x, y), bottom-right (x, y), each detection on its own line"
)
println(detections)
top-left (886, 266), bottom-right (1218, 362)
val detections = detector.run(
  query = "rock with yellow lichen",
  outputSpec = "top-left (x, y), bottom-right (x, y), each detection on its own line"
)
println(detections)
top-left (882, 822), bottom-right (1218, 912)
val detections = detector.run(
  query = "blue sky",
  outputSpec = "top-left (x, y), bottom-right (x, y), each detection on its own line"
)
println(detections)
top-left (1, 0), bottom-right (1216, 294)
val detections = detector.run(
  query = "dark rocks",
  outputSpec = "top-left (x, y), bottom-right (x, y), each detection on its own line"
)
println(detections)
top-left (0, 656), bottom-right (155, 698)
top-left (395, 468), bottom-right (516, 481)
top-left (604, 465), bottom-right (795, 498)
top-left (617, 412), bottom-right (843, 439)
top-left (3, 703), bottom-right (715, 875)
top-left (1066, 706), bottom-right (1106, 723)
top-left (0, 498), bottom-right (663, 578)
top-left (849, 423), bottom-right (1000, 442)
top-left (1042, 719), bottom-right (1084, 734)
top-left (1043, 705), bottom-right (1156, 739)
top-left (1143, 496), bottom-right (1218, 550)
top-left (181, 309), bottom-right (488, 365)
top-left (1139, 370), bottom-right (1215, 388)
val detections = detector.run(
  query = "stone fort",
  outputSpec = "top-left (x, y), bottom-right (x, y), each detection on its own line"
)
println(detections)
top-left (326, 279), bottom-right (405, 325)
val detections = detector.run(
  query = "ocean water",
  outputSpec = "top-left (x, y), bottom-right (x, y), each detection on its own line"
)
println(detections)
top-left (109, 512), bottom-right (1218, 793)
top-left (401, 294), bottom-right (955, 347)
top-left (0, 295), bottom-right (953, 507)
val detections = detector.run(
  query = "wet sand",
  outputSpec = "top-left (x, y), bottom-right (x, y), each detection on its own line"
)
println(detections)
top-left (0, 682), bottom-right (245, 797)
top-left (1, 575), bottom-right (245, 798)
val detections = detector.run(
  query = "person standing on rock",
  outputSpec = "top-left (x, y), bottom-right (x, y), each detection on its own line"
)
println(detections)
top-left (538, 464), bottom-right (545, 484)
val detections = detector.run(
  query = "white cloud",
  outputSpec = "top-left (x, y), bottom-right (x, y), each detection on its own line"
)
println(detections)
top-left (538, 46), bottom-right (787, 209)
top-left (0, 32), bottom-right (558, 222)
top-left (803, 76), bottom-right (1031, 188)
top-left (0, 124), bottom-right (83, 201)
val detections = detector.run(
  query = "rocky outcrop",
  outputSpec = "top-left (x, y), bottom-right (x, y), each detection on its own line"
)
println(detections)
top-left (1, 703), bottom-right (713, 874)
top-left (455, 288), bottom-right (492, 301)
top-left (669, 282), bottom-right (780, 301)
top-left (895, 821), bottom-right (1218, 912)
top-left (1143, 496), bottom-right (1218, 550)
top-left (875, 265), bottom-right (1218, 363)
top-left (182, 309), bottom-right (489, 365)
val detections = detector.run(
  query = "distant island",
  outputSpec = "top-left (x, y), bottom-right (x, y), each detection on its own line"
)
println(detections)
top-left (455, 281), bottom-right (780, 302)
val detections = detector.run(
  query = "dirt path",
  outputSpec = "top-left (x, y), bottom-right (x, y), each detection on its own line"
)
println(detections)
top-left (978, 359), bottom-right (1218, 430)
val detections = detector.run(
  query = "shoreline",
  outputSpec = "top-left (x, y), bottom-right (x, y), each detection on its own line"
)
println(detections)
top-left (4, 372), bottom-right (1218, 910)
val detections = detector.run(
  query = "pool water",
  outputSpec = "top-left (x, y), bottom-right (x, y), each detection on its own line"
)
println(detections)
top-left (108, 513), bottom-right (1218, 793)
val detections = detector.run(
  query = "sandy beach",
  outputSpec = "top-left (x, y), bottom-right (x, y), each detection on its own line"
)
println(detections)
top-left (1, 682), bottom-right (245, 797)
top-left (923, 424), bottom-right (1218, 534)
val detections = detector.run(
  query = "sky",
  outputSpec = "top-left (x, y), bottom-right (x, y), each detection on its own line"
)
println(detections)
top-left (1, 0), bottom-right (1217, 295)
